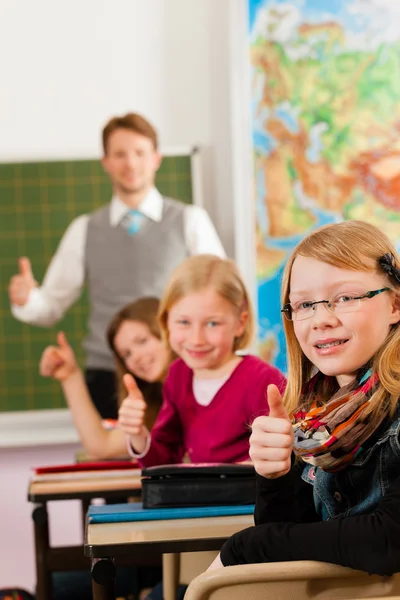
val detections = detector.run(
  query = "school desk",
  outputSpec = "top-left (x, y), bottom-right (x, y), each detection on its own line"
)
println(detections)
top-left (28, 471), bottom-right (144, 600)
top-left (85, 504), bottom-right (254, 600)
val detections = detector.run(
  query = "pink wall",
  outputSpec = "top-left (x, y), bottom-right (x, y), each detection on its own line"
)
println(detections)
top-left (0, 443), bottom-right (83, 593)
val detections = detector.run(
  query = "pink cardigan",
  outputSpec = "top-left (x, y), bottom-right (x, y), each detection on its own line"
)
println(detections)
top-left (138, 355), bottom-right (286, 467)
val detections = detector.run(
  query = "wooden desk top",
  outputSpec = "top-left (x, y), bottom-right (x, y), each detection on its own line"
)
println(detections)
top-left (28, 474), bottom-right (142, 502)
top-left (85, 514), bottom-right (253, 557)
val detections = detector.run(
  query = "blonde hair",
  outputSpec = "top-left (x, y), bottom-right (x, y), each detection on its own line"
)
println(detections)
top-left (281, 220), bottom-right (400, 419)
top-left (158, 254), bottom-right (254, 352)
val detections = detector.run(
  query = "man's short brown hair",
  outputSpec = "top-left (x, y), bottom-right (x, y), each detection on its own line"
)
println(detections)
top-left (102, 112), bottom-right (158, 153)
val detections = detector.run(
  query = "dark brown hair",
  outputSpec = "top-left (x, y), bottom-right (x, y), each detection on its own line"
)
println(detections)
top-left (102, 112), bottom-right (158, 154)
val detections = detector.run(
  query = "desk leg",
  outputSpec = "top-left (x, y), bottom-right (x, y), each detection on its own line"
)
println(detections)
top-left (91, 557), bottom-right (116, 600)
top-left (81, 497), bottom-right (91, 533)
top-left (163, 553), bottom-right (180, 600)
top-left (32, 503), bottom-right (53, 600)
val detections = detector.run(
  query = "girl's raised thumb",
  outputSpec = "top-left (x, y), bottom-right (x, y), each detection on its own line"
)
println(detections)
top-left (123, 373), bottom-right (139, 395)
top-left (267, 384), bottom-right (290, 421)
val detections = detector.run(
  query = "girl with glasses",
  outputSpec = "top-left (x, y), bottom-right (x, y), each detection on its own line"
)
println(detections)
top-left (209, 220), bottom-right (400, 576)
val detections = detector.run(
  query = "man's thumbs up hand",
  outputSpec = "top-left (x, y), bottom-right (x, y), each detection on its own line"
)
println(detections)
top-left (249, 384), bottom-right (294, 479)
top-left (8, 257), bottom-right (38, 306)
top-left (19, 257), bottom-right (34, 279)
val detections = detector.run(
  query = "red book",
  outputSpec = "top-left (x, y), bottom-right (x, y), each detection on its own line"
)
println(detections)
top-left (34, 460), bottom-right (138, 474)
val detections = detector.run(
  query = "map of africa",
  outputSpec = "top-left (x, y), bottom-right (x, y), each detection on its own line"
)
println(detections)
top-left (249, 0), bottom-right (400, 372)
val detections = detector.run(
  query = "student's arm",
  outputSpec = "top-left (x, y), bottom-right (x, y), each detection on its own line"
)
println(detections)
top-left (219, 474), bottom-right (400, 576)
top-left (184, 205), bottom-right (226, 257)
top-left (254, 464), bottom-right (318, 525)
top-left (10, 215), bottom-right (88, 326)
top-left (219, 386), bottom-right (400, 575)
top-left (207, 465), bottom-right (317, 573)
top-left (40, 333), bottom-right (127, 459)
top-left (61, 371), bottom-right (127, 459)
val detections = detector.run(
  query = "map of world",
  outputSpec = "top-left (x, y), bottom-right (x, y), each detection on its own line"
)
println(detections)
top-left (249, 0), bottom-right (400, 372)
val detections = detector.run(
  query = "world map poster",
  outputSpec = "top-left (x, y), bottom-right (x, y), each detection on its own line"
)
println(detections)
top-left (249, 0), bottom-right (400, 373)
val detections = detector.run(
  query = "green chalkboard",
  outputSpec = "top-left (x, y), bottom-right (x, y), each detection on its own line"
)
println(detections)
top-left (0, 155), bottom-right (194, 412)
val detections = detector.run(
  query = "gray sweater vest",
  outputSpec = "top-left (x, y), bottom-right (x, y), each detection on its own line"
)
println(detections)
top-left (84, 196), bottom-right (189, 369)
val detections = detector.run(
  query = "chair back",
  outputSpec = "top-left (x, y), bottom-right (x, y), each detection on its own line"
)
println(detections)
top-left (185, 560), bottom-right (400, 600)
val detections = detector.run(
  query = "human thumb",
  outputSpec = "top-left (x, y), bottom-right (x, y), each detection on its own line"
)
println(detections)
top-left (123, 373), bottom-right (140, 397)
top-left (19, 257), bottom-right (35, 281)
top-left (57, 331), bottom-right (70, 349)
top-left (267, 384), bottom-right (290, 421)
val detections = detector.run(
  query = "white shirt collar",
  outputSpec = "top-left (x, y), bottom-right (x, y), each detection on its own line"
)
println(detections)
top-left (109, 187), bottom-right (163, 226)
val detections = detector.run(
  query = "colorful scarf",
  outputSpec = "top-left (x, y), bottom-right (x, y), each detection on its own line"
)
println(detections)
top-left (292, 368), bottom-right (386, 472)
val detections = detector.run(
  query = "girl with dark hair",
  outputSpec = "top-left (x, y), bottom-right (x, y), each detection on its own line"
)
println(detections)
top-left (40, 297), bottom-right (173, 458)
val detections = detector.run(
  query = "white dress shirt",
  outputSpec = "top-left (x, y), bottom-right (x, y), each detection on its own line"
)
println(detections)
top-left (12, 188), bottom-right (226, 326)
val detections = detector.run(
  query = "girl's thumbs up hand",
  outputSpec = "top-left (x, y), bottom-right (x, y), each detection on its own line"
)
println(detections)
top-left (39, 332), bottom-right (79, 382)
top-left (118, 373), bottom-right (148, 437)
top-left (249, 384), bottom-right (294, 479)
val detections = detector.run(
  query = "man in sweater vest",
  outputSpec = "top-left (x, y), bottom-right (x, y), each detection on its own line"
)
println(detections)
top-left (8, 112), bottom-right (225, 418)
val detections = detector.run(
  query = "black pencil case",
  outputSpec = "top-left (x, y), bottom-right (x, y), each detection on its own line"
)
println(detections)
top-left (141, 463), bottom-right (256, 508)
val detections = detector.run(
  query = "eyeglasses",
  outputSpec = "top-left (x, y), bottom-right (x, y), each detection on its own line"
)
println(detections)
top-left (281, 288), bottom-right (391, 322)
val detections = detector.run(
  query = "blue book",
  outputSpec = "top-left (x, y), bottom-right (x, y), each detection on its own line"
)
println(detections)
top-left (88, 502), bottom-right (255, 523)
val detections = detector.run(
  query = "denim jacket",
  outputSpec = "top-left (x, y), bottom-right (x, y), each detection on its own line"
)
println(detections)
top-left (301, 407), bottom-right (400, 520)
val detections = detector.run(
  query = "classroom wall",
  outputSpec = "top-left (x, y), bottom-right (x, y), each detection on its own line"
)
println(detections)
top-left (0, 0), bottom-right (247, 591)
top-left (1, 444), bottom-right (83, 589)
top-left (0, 0), bottom-right (237, 256)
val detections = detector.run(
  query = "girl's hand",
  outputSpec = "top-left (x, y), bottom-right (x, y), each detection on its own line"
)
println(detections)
top-left (249, 384), bottom-right (294, 479)
top-left (39, 332), bottom-right (79, 382)
top-left (118, 373), bottom-right (148, 437)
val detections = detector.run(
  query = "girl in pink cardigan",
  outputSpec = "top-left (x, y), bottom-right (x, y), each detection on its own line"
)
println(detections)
top-left (119, 254), bottom-right (286, 465)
